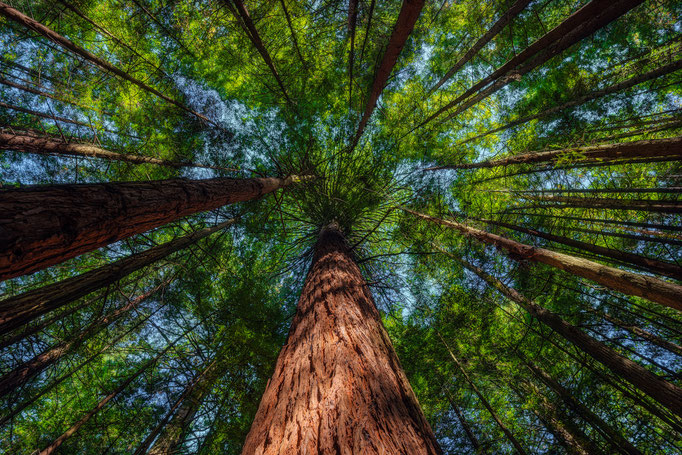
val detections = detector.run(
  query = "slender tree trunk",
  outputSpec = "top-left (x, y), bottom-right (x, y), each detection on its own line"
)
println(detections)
top-left (227, 0), bottom-right (291, 104)
top-left (447, 251), bottom-right (682, 418)
top-left (474, 217), bottom-right (682, 280)
top-left (437, 332), bottom-right (527, 454)
top-left (349, 0), bottom-right (425, 152)
top-left (520, 194), bottom-right (682, 214)
top-left (138, 360), bottom-right (219, 455)
top-left (0, 175), bottom-right (295, 280)
top-left (430, 0), bottom-right (532, 93)
top-left (0, 131), bottom-right (226, 170)
top-left (128, 0), bottom-right (197, 58)
top-left (426, 136), bottom-right (682, 170)
top-left (600, 311), bottom-right (682, 357)
top-left (0, 3), bottom-right (221, 129)
top-left (278, 0), bottom-right (307, 70)
top-left (523, 358), bottom-right (644, 455)
top-left (408, 209), bottom-right (682, 311)
top-left (443, 388), bottom-right (482, 452)
top-left (242, 223), bottom-right (441, 454)
top-left (460, 56), bottom-right (682, 145)
top-left (419, 0), bottom-right (643, 128)
top-left (0, 100), bottom-right (107, 131)
top-left (348, 0), bottom-right (359, 107)
top-left (0, 219), bottom-right (235, 332)
top-left (0, 281), bottom-right (168, 399)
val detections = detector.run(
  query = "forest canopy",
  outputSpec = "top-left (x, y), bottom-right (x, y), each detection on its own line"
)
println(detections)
top-left (0, 0), bottom-right (681, 453)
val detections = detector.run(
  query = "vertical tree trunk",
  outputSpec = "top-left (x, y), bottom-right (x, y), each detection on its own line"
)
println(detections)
top-left (408, 209), bottom-right (682, 311)
top-left (473, 217), bottom-right (682, 280)
top-left (523, 358), bottom-right (644, 455)
top-left (0, 219), bottom-right (235, 332)
top-left (443, 388), bottom-right (482, 452)
top-left (0, 176), bottom-right (294, 280)
top-left (242, 223), bottom-right (441, 454)
top-left (519, 194), bottom-right (682, 214)
top-left (349, 0), bottom-right (425, 152)
top-left (437, 332), bottom-right (528, 454)
top-left (0, 2), bottom-right (220, 129)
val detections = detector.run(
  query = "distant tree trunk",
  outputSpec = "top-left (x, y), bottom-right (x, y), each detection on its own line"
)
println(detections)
top-left (520, 194), bottom-right (682, 214)
top-left (437, 332), bottom-right (527, 454)
top-left (418, 0), bottom-right (643, 129)
top-left (349, 0), bottom-right (425, 152)
top-left (426, 136), bottom-right (682, 170)
top-left (138, 360), bottom-right (219, 455)
top-left (408, 209), bottom-right (682, 311)
top-left (0, 219), bottom-right (235, 332)
top-left (443, 388), bottom-right (482, 452)
top-left (128, 0), bottom-right (197, 58)
top-left (600, 311), bottom-right (682, 357)
top-left (474, 217), bottom-right (682, 280)
top-left (348, 0), bottom-right (359, 107)
top-left (0, 281), bottom-right (168, 399)
top-left (227, 0), bottom-right (292, 104)
top-left (523, 358), bottom-right (644, 455)
top-left (514, 381), bottom-right (603, 455)
top-left (0, 131), bottom-right (228, 170)
top-left (448, 252), bottom-right (682, 418)
top-left (279, 0), bottom-right (307, 70)
top-left (0, 2), bottom-right (221, 129)
top-left (460, 56), bottom-right (682, 145)
top-left (0, 175), bottom-right (295, 280)
top-left (241, 223), bottom-right (441, 454)
top-left (430, 0), bottom-right (532, 93)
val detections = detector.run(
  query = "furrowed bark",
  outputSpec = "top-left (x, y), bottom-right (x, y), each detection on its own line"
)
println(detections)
top-left (408, 209), bottom-right (682, 311)
top-left (0, 131), bottom-right (224, 169)
top-left (418, 0), bottom-right (643, 129)
top-left (430, 0), bottom-right (532, 93)
top-left (0, 3), bottom-right (222, 130)
top-left (437, 332), bottom-right (527, 454)
top-left (228, 0), bottom-right (292, 104)
top-left (460, 57), bottom-right (682, 145)
top-left (0, 175), bottom-right (293, 280)
top-left (0, 281), bottom-right (168, 399)
top-left (451, 254), bottom-right (682, 418)
top-left (242, 224), bottom-right (441, 454)
top-left (426, 136), bottom-right (682, 171)
top-left (0, 219), bottom-right (236, 332)
top-left (349, 0), bottom-right (425, 152)
top-left (523, 358), bottom-right (644, 455)
top-left (475, 217), bottom-right (682, 280)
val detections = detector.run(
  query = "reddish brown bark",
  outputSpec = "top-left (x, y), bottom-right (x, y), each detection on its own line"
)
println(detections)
top-left (0, 131), bottom-right (227, 170)
top-left (0, 3), bottom-right (220, 129)
top-left (242, 224), bottom-right (441, 454)
top-left (349, 0), bottom-right (425, 152)
top-left (474, 217), bottom-right (682, 280)
top-left (426, 136), bottom-right (682, 171)
top-left (430, 0), bottom-right (532, 93)
top-left (408, 209), bottom-right (682, 311)
top-left (0, 177), bottom-right (291, 280)
top-left (419, 0), bottom-right (643, 128)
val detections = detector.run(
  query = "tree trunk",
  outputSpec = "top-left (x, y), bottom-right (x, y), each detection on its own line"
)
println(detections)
top-left (139, 360), bottom-right (219, 455)
top-left (0, 219), bottom-right (235, 332)
top-left (460, 56), bottom-right (682, 145)
top-left (0, 2), bottom-right (220, 130)
top-left (430, 0), bottom-right (532, 93)
top-left (348, 0), bottom-right (359, 107)
top-left (0, 281), bottom-right (167, 399)
top-left (443, 388), bottom-right (482, 452)
top-left (427, 136), bottom-right (682, 170)
top-left (520, 194), bottom-right (682, 214)
top-left (349, 0), bottom-right (425, 152)
top-left (0, 175), bottom-right (294, 280)
top-left (437, 332), bottom-right (527, 454)
top-left (408, 209), bottom-right (682, 311)
top-left (419, 0), bottom-right (643, 128)
top-left (448, 252), bottom-right (682, 418)
top-left (600, 311), bottom-right (682, 357)
top-left (0, 131), bottom-right (225, 170)
top-left (523, 358), bottom-right (644, 455)
top-left (227, 0), bottom-right (291, 104)
top-left (279, 0), bottom-right (307, 70)
top-left (241, 223), bottom-right (441, 454)
top-left (474, 217), bottom-right (682, 280)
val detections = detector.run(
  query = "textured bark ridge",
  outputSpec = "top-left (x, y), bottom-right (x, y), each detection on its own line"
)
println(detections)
top-left (242, 225), bottom-right (442, 455)
top-left (0, 177), bottom-right (289, 280)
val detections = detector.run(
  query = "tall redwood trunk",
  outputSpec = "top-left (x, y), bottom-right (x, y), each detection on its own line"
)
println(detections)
top-left (242, 224), bottom-right (441, 454)
top-left (0, 177), bottom-right (291, 280)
